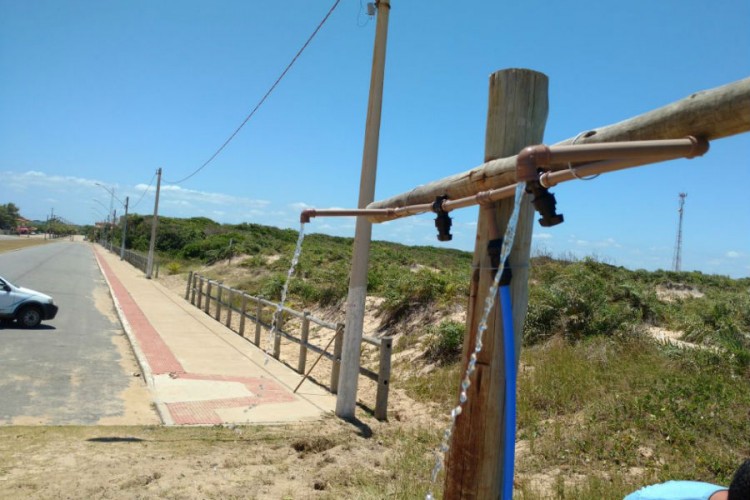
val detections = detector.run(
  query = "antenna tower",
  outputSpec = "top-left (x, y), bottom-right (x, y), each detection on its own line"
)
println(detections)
top-left (672, 192), bottom-right (687, 272)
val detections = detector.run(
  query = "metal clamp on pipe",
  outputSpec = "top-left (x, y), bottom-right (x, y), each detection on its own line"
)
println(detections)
top-left (488, 238), bottom-right (513, 285)
top-left (433, 195), bottom-right (452, 241)
top-left (526, 179), bottom-right (564, 227)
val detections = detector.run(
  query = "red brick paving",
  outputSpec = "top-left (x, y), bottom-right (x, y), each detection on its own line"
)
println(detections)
top-left (95, 248), bottom-right (301, 425)
top-left (95, 250), bottom-right (184, 375)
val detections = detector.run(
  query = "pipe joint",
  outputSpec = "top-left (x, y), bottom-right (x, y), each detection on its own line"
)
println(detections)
top-left (516, 145), bottom-right (552, 182)
top-left (686, 135), bottom-right (710, 158)
top-left (300, 210), bottom-right (314, 224)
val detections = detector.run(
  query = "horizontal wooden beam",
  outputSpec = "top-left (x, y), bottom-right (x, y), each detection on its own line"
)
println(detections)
top-left (368, 77), bottom-right (750, 215)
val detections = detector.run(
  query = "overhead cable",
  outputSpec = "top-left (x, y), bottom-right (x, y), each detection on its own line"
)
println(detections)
top-left (165, 0), bottom-right (343, 185)
top-left (131, 171), bottom-right (158, 210)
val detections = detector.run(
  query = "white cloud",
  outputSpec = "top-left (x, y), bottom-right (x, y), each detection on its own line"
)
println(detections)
top-left (157, 184), bottom-right (269, 208)
top-left (4, 170), bottom-right (101, 192)
top-left (533, 232), bottom-right (553, 240)
top-left (726, 250), bottom-right (743, 258)
top-left (575, 237), bottom-right (620, 248)
top-left (289, 202), bottom-right (313, 211)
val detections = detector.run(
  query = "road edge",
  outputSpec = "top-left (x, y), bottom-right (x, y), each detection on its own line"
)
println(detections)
top-left (91, 244), bottom-right (173, 425)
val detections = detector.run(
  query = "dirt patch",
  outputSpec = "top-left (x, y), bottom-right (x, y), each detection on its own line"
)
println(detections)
top-left (645, 326), bottom-right (715, 351)
top-left (0, 238), bottom-right (53, 253)
top-left (0, 418), bottom-right (401, 499)
top-left (98, 332), bottom-right (161, 425)
top-left (655, 282), bottom-right (704, 302)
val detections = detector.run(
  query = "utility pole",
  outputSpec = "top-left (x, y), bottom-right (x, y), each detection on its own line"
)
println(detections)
top-left (112, 209), bottom-right (117, 249)
top-left (120, 196), bottom-right (129, 260)
top-left (336, 0), bottom-right (391, 419)
top-left (672, 192), bottom-right (687, 272)
top-left (145, 168), bottom-right (162, 279)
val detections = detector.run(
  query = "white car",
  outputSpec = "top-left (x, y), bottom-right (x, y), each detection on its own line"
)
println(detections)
top-left (0, 275), bottom-right (58, 328)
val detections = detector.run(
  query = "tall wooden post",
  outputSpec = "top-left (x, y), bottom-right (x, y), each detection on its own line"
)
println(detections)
top-left (444, 68), bottom-right (548, 499)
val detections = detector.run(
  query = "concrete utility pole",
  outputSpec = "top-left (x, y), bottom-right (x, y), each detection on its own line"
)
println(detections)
top-left (145, 168), bottom-right (162, 279)
top-left (335, 0), bottom-right (391, 419)
top-left (120, 196), bottom-right (129, 260)
top-left (444, 69), bottom-right (548, 499)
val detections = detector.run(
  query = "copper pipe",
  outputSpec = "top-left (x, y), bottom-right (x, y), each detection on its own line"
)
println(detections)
top-left (301, 209), bottom-right (392, 223)
top-left (300, 204), bottom-right (432, 223)
top-left (539, 158), bottom-right (654, 188)
top-left (300, 136), bottom-right (711, 224)
top-left (516, 136), bottom-right (709, 181)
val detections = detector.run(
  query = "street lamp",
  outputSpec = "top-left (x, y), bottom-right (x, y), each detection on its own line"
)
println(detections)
top-left (94, 182), bottom-right (129, 260)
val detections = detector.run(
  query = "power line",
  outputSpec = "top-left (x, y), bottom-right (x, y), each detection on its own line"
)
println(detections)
top-left (131, 171), bottom-right (158, 210)
top-left (166, 0), bottom-right (343, 186)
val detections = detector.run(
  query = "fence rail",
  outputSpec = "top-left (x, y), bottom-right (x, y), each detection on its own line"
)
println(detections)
top-left (98, 240), bottom-right (159, 277)
top-left (186, 272), bottom-right (392, 420)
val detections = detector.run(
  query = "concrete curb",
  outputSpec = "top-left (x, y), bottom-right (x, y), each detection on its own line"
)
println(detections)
top-left (91, 245), bottom-right (173, 425)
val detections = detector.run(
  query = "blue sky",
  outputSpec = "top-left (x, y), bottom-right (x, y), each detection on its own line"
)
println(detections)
top-left (1, 0), bottom-right (748, 277)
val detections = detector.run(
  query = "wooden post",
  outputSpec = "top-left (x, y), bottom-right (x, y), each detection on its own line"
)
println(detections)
top-left (225, 288), bottom-right (233, 328)
top-left (254, 300), bottom-right (263, 346)
top-left (273, 310), bottom-right (283, 359)
top-left (215, 283), bottom-right (223, 321)
top-left (375, 336), bottom-right (393, 421)
top-left (444, 68), bottom-right (548, 499)
top-left (190, 273), bottom-right (197, 305)
top-left (204, 281), bottom-right (212, 314)
top-left (196, 277), bottom-right (204, 309)
top-left (331, 323), bottom-right (345, 393)
top-left (298, 312), bottom-right (310, 373)
top-left (239, 293), bottom-right (248, 337)
top-left (185, 271), bottom-right (193, 300)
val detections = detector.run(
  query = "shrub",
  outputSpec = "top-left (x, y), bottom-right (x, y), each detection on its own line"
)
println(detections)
top-left (425, 320), bottom-right (465, 364)
top-left (166, 261), bottom-right (182, 275)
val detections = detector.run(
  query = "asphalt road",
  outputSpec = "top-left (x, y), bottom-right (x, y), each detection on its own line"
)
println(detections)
top-left (0, 240), bottom-right (157, 424)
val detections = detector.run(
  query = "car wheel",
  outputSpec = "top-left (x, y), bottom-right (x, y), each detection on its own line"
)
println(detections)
top-left (17, 306), bottom-right (42, 328)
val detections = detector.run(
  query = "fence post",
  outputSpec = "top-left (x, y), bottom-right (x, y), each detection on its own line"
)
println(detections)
top-left (298, 312), bottom-right (310, 374)
top-left (215, 283), bottom-right (223, 321)
top-left (190, 274), bottom-right (197, 305)
top-left (445, 68), bottom-right (547, 499)
top-left (225, 288), bottom-right (233, 328)
top-left (204, 280), bottom-right (212, 314)
top-left (254, 299), bottom-right (263, 346)
top-left (239, 293), bottom-right (248, 336)
top-left (375, 337), bottom-right (393, 421)
top-left (185, 271), bottom-right (193, 300)
top-left (197, 277), bottom-right (204, 309)
top-left (330, 323), bottom-right (344, 393)
top-left (272, 309), bottom-right (283, 359)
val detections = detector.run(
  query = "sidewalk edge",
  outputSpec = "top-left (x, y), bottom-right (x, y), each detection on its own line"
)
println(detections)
top-left (92, 245), bottom-right (173, 425)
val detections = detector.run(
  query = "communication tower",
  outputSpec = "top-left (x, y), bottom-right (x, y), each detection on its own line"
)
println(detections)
top-left (672, 193), bottom-right (687, 272)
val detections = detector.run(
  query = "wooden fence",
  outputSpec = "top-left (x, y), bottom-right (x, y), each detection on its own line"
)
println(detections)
top-left (186, 271), bottom-right (392, 420)
top-left (99, 240), bottom-right (160, 277)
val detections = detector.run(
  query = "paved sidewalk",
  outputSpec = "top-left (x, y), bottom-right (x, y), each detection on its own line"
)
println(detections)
top-left (93, 246), bottom-right (336, 425)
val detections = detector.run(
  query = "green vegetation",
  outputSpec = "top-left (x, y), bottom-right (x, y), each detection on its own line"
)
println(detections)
top-left (0, 203), bottom-right (21, 230)
top-left (122, 216), bottom-right (748, 356)
top-left (424, 320), bottom-right (465, 364)
top-left (109, 215), bottom-right (749, 497)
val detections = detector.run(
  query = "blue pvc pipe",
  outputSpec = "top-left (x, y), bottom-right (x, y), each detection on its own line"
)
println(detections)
top-left (499, 285), bottom-right (516, 500)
